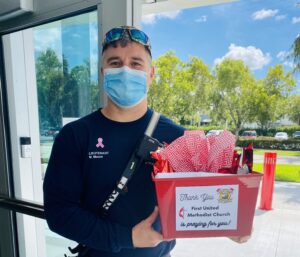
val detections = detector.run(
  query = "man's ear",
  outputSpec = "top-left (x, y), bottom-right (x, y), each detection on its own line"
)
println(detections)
top-left (100, 67), bottom-right (104, 76)
top-left (149, 66), bottom-right (155, 80)
top-left (147, 66), bottom-right (155, 87)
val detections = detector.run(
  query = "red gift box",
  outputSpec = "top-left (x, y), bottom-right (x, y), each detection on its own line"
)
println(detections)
top-left (153, 172), bottom-right (262, 239)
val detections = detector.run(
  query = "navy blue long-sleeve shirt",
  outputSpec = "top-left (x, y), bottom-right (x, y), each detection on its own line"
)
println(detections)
top-left (43, 108), bottom-right (185, 257)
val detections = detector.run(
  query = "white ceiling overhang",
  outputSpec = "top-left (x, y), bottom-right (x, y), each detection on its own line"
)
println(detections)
top-left (142, 0), bottom-right (238, 15)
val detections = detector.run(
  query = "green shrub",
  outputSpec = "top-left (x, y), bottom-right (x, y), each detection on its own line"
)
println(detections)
top-left (185, 125), bottom-right (227, 133)
top-left (239, 126), bottom-right (300, 137)
top-left (187, 125), bottom-right (300, 137)
top-left (237, 137), bottom-right (300, 150)
top-left (276, 125), bottom-right (300, 136)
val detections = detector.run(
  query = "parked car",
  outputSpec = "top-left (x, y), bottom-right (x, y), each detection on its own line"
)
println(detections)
top-left (274, 132), bottom-right (288, 140)
top-left (52, 130), bottom-right (60, 140)
top-left (45, 127), bottom-right (60, 136)
top-left (206, 130), bottom-right (224, 137)
top-left (292, 131), bottom-right (300, 139)
top-left (240, 130), bottom-right (257, 139)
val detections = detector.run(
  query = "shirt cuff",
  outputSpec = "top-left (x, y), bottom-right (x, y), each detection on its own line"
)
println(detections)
top-left (116, 225), bottom-right (134, 250)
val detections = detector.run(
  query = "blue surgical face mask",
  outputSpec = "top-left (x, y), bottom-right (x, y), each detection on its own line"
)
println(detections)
top-left (103, 66), bottom-right (148, 108)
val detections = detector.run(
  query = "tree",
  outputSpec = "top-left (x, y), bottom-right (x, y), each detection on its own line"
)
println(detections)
top-left (148, 52), bottom-right (212, 124)
top-left (243, 65), bottom-right (295, 130)
top-left (63, 58), bottom-right (99, 117)
top-left (209, 59), bottom-right (257, 135)
top-left (148, 51), bottom-right (182, 122)
top-left (36, 48), bottom-right (64, 129)
top-left (62, 56), bottom-right (79, 117)
top-left (256, 65), bottom-right (295, 128)
top-left (287, 95), bottom-right (300, 125)
top-left (291, 35), bottom-right (300, 73)
top-left (248, 80), bottom-right (277, 130)
top-left (263, 64), bottom-right (295, 97)
top-left (36, 49), bottom-right (100, 130)
top-left (68, 60), bottom-right (92, 116)
top-left (183, 56), bottom-right (213, 125)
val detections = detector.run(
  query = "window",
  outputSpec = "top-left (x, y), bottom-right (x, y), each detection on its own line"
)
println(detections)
top-left (2, 10), bottom-right (99, 257)
top-left (34, 11), bottom-right (99, 166)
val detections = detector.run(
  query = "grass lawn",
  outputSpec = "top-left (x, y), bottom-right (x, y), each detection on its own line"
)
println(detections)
top-left (253, 163), bottom-right (300, 183)
top-left (253, 149), bottom-right (300, 157)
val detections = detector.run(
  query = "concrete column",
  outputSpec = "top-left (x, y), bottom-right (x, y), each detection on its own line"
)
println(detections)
top-left (97, 0), bottom-right (143, 107)
top-left (100, 0), bottom-right (143, 35)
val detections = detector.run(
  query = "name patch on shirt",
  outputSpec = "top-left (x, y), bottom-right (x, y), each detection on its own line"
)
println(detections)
top-left (88, 151), bottom-right (109, 159)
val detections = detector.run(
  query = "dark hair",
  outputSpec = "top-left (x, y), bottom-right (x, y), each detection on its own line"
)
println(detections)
top-left (102, 30), bottom-right (152, 58)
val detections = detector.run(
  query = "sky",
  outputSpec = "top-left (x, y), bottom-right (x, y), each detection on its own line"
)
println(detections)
top-left (141, 0), bottom-right (300, 92)
top-left (32, 1), bottom-right (300, 92)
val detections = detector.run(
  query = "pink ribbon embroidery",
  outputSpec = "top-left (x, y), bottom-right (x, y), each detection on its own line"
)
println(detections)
top-left (96, 137), bottom-right (104, 148)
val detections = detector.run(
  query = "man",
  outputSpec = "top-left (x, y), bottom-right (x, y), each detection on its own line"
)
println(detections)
top-left (43, 26), bottom-right (185, 257)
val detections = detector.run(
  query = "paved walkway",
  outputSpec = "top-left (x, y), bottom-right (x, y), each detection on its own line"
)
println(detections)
top-left (171, 181), bottom-right (300, 257)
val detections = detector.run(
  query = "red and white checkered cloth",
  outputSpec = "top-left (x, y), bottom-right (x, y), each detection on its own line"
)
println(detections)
top-left (158, 130), bottom-right (236, 173)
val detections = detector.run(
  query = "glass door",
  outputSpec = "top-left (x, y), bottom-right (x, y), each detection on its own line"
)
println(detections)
top-left (2, 10), bottom-right (100, 257)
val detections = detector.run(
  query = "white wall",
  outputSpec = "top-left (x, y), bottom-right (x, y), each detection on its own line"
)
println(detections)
top-left (0, 0), bottom-right (101, 34)
top-left (3, 29), bottom-right (46, 257)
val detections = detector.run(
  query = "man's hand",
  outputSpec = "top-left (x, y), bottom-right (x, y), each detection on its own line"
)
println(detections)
top-left (132, 206), bottom-right (163, 248)
top-left (229, 235), bottom-right (251, 244)
top-left (229, 227), bottom-right (253, 244)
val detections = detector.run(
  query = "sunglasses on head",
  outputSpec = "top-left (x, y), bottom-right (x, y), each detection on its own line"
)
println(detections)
top-left (102, 26), bottom-right (151, 52)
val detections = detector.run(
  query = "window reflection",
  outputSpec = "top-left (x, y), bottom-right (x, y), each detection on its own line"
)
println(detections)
top-left (33, 12), bottom-right (99, 166)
